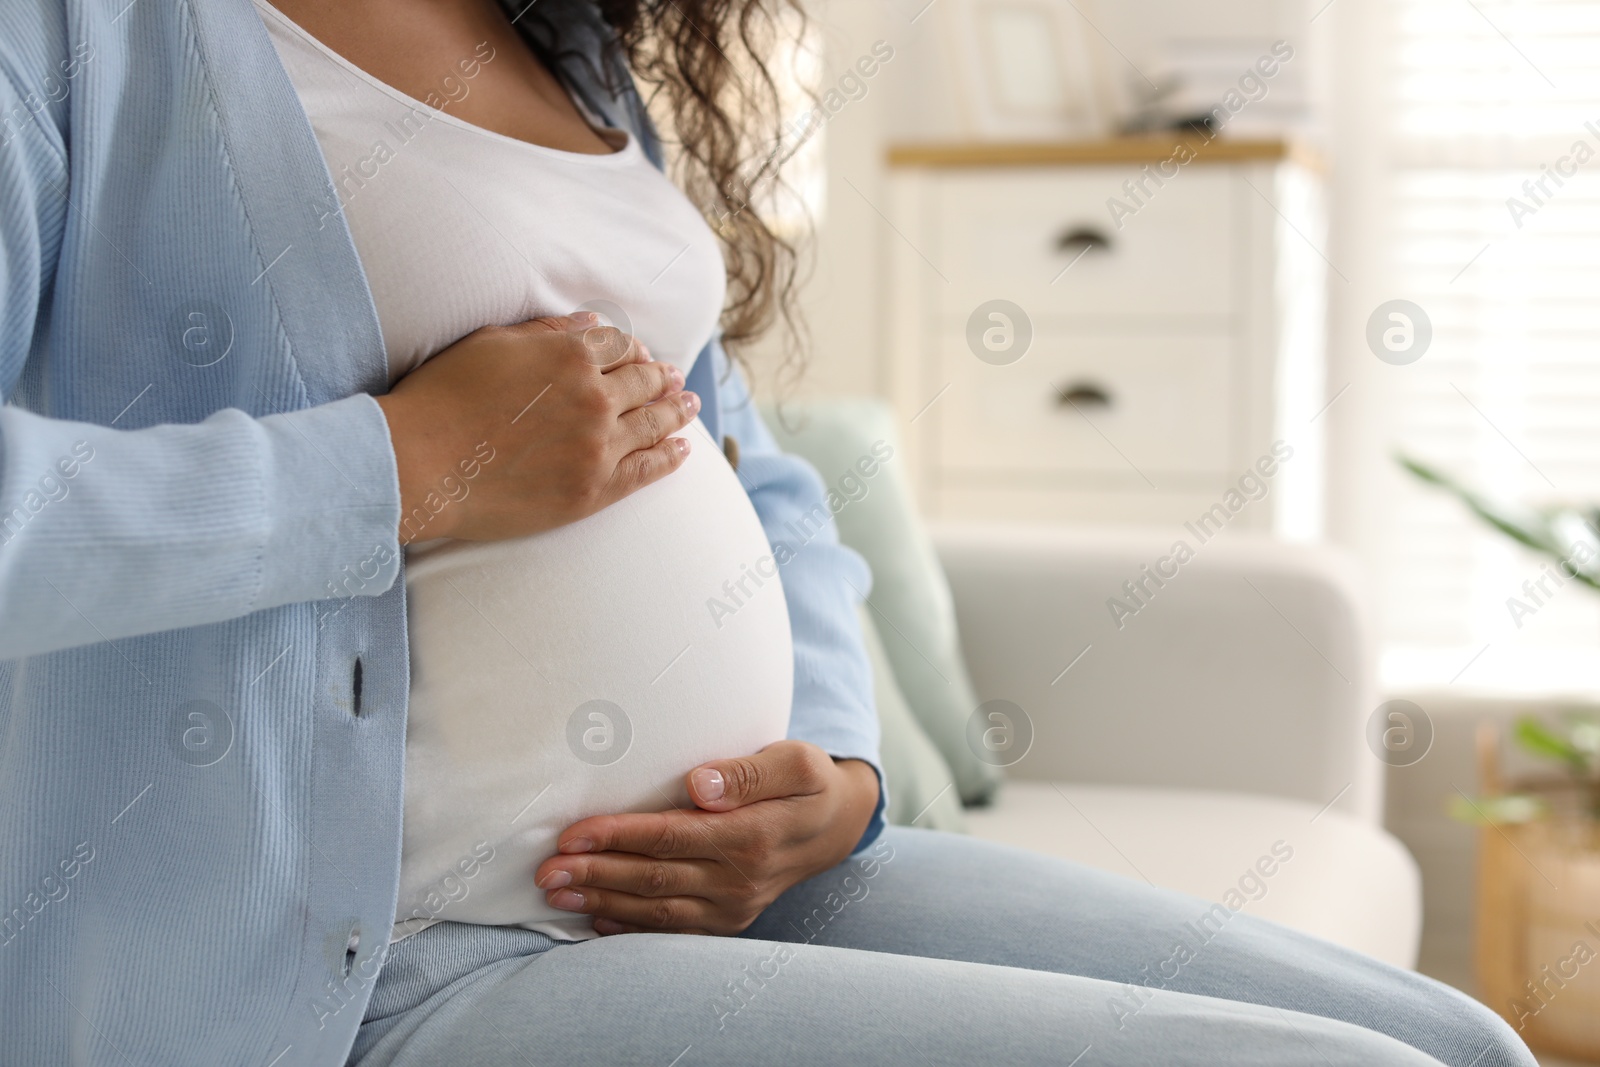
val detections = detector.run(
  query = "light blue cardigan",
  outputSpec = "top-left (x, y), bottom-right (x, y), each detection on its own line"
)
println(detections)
top-left (0, 1), bottom-right (883, 1062)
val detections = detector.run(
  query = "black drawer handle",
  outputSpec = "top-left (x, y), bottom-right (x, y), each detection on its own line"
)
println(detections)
top-left (1057, 382), bottom-right (1113, 409)
top-left (1055, 227), bottom-right (1112, 255)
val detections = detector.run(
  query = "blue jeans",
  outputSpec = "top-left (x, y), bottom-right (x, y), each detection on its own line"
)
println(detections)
top-left (347, 828), bottom-right (1531, 1066)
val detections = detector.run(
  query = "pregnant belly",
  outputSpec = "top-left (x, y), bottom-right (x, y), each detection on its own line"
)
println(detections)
top-left (394, 419), bottom-right (793, 941)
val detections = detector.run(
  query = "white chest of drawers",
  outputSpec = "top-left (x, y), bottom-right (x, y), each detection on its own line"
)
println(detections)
top-left (883, 138), bottom-right (1327, 537)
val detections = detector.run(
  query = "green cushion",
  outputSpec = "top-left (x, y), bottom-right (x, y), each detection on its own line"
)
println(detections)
top-left (857, 606), bottom-right (966, 832)
top-left (764, 399), bottom-right (1002, 805)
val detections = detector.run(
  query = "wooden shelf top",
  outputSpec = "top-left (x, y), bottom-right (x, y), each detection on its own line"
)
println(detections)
top-left (887, 136), bottom-right (1322, 171)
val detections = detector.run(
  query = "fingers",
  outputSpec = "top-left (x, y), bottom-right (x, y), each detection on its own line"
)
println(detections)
top-left (556, 808), bottom-right (735, 861)
top-left (523, 312), bottom-right (606, 334)
top-left (542, 810), bottom-right (770, 936)
top-left (542, 883), bottom-right (719, 934)
top-left (606, 434), bottom-right (691, 498)
top-left (687, 740), bottom-right (833, 813)
top-left (535, 852), bottom-right (716, 899)
top-left (577, 324), bottom-right (645, 369)
top-left (617, 390), bottom-right (699, 453)
top-left (507, 314), bottom-right (680, 414)
top-left (606, 360), bottom-right (688, 414)
top-left (526, 315), bottom-right (578, 333)
top-left (513, 315), bottom-right (648, 367)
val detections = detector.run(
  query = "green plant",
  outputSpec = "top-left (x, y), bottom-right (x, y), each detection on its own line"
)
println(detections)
top-left (1400, 455), bottom-right (1600, 827)
top-left (1447, 712), bottom-right (1600, 826)
top-left (1398, 455), bottom-right (1600, 593)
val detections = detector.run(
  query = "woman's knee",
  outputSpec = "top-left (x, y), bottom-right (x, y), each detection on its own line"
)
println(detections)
top-left (1423, 982), bottom-right (1537, 1067)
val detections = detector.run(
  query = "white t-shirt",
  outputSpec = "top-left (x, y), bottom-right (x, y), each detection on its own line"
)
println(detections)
top-left (256, 0), bottom-right (794, 942)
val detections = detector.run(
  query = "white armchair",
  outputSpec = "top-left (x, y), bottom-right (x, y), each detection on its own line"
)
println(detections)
top-left (934, 522), bottom-right (1423, 969)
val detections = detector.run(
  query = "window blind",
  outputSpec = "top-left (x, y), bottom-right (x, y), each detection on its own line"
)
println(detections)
top-left (1380, 0), bottom-right (1600, 664)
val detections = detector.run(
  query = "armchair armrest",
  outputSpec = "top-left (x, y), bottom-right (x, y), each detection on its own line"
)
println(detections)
top-left (934, 522), bottom-right (1382, 823)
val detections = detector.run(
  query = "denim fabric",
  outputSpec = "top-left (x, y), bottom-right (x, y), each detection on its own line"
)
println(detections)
top-left (348, 828), bottom-right (1533, 1067)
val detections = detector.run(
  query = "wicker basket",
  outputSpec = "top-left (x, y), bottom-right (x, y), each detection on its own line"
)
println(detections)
top-left (1474, 725), bottom-right (1600, 1062)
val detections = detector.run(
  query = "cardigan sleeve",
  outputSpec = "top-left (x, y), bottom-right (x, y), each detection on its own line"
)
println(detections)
top-left (0, 64), bottom-right (402, 661)
top-left (711, 344), bottom-right (888, 851)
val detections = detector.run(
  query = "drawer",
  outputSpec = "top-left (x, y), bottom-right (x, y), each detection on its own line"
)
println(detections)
top-left (932, 331), bottom-right (1236, 481)
top-left (931, 483), bottom-right (1274, 530)
top-left (932, 168), bottom-right (1238, 321)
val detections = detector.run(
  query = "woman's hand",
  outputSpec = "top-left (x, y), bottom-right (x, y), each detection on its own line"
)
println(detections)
top-left (534, 741), bottom-right (881, 936)
top-left (376, 313), bottom-right (699, 543)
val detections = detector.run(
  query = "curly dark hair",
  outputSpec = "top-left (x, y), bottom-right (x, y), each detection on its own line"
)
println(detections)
top-left (518, 0), bottom-right (811, 376)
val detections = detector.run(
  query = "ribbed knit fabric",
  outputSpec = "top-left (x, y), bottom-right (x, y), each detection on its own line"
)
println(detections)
top-left (0, 1), bottom-right (881, 1064)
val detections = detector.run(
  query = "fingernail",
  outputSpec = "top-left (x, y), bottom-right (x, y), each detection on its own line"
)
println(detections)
top-left (560, 837), bottom-right (593, 854)
top-left (682, 391), bottom-right (700, 415)
top-left (673, 437), bottom-right (691, 456)
top-left (572, 311), bottom-right (600, 324)
top-left (691, 768), bottom-right (725, 802)
top-left (538, 869), bottom-right (572, 890)
top-left (550, 889), bottom-right (585, 911)
top-left (639, 343), bottom-right (653, 361)
top-left (594, 918), bottom-right (625, 936)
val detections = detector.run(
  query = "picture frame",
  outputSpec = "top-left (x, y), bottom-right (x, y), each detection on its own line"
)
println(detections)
top-left (938, 0), bottom-right (1122, 139)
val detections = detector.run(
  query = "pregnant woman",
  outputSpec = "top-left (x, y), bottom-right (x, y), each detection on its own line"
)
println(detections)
top-left (0, 1), bottom-right (1533, 1064)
